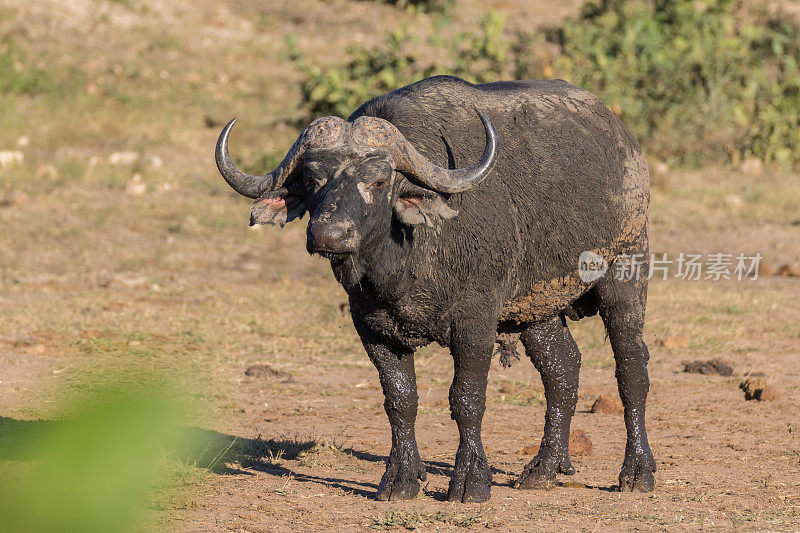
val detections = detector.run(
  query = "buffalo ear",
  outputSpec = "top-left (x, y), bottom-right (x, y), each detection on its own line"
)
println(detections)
top-left (393, 195), bottom-right (458, 227)
top-left (250, 188), bottom-right (306, 227)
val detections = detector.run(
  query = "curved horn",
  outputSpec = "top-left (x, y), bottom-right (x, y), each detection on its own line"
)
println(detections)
top-left (356, 108), bottom-right (498, 194)
top-left (216, 117), bottom-right (347, 199)
top-left (215, 119), bottom-right (274, 199)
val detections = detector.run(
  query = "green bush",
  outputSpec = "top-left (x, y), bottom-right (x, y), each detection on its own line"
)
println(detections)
top-left (292, 0), bottom-right (800, 167)
top-left (293, 30), bottom-right (437, 119)
top-left (556, 0), bottom-right (800, 166)
top-left (450, 11), bottom-right (512, 84)
top-left (292, 13), bottom-right (539, 119)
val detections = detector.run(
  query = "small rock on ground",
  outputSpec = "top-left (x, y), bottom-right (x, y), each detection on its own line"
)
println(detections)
top-left (125, 174), bottom-right (147, 196)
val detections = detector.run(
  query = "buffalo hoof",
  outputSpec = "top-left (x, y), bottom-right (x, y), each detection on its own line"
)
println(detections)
top-left (618, 452), bottom-right (656, 492)
top-left (447, 445), bottom-right (492, 503)
top-left (515, 446), bottom-right (574, 490)
top-left (375, 454), bottom-right (427, 501)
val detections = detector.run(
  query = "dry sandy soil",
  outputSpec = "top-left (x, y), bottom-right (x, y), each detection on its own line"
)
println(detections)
top-left (1, 0), bottom-right (799, 531)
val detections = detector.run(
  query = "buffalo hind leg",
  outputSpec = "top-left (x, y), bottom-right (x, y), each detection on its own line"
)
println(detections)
top-left (447, 318), bottom-right (495, 503)
top-left (596, 270), bottom-right (656, 492)
top-left (355, 319), bottom-right (425, 500)
top-left (515, 316), bottom-right (581, 489)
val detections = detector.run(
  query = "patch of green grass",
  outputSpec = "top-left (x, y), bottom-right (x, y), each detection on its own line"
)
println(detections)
top-left (0, 39), bottom-right (54, 97)
top-left (568, 316), bottom-right (608, 351)
top-left (647, 280), bottom-right (800, 356)
top-left (76, 335), bottom-right (123, 356)
top-left (497, 380), bottom-right (545, 406)
top-left (371, 508), bottom-right (499, 530)
top-left (583, 355), bottom-right (614, 369)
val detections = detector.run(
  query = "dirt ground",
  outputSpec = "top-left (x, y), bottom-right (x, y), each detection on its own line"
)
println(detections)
top-left (1, 0), bottom-right (799, 531)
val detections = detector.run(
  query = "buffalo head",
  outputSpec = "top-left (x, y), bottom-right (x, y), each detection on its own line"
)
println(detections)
top-left (215, 110), bottom-right (497, 257)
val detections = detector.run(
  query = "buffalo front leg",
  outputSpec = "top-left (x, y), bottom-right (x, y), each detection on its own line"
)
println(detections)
top-left (515, 316), bottom-right (581, 489)
top-left (356, 330), bottom-right (426, 501)
top-left (447, 318), bottom-right (495, 503)
top-left (596, 269), bottom-right (656, 492)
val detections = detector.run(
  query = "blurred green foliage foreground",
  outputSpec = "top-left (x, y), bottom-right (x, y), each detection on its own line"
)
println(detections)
top-left (0, 378), bottom-right (235, 533)
top-left (0, 384), bottom-right (180, 532)
top-left (295, 0), bottom-right (800, 167)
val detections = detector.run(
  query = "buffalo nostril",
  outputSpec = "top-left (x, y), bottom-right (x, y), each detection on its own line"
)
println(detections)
top-left (309, 222), bottom-right (357, 253)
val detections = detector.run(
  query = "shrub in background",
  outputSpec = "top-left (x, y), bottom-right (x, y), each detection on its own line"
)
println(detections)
top-left (376, 0), bottom-right (453, 13)
top-left (292, 13), bottom-right (542, 119)
top-left (556, 0), bottom-right (800, 166)
top-left (293, 30), bottom-right (436, 119)
top-left (292, 0), bottom-right (800, 168)
top-left (449, 11), bottom-right (511, 84)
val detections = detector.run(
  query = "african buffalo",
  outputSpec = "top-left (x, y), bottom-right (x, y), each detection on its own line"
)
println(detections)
top-left (216, 75), bottom-right (655, 502)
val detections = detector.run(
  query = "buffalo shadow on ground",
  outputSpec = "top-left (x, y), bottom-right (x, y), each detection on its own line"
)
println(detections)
top-left (0, 418), bottom-right (616, 499)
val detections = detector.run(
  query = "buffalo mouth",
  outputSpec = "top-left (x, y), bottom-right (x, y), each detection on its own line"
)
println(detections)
top-left (315, 250), bottom-right (351, 262)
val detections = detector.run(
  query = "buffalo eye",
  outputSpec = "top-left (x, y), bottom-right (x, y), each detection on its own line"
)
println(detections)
top-left (371, 178), bottom-right (388, 190)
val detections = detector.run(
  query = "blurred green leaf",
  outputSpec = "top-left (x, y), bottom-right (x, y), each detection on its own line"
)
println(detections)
top-left (0, 384), bottom-right (185, 533)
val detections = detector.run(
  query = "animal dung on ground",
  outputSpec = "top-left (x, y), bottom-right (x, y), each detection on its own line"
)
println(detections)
top-left (569, 429), bottom-right (593, 456)
top-left (775, 263), bottom-right (800, 277)
top-left (740, 377), bottom-right (777, 401)
top-left (682, 358), bottom-right (733, 376)
top-left (244, 364), bottom-right (280, 378)
top-left (1, 189), bottom-right (29, 207)
top-left (591, 394), bottom-right (624, 414)
top-left (520, 444), bottom-right (539, 455)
